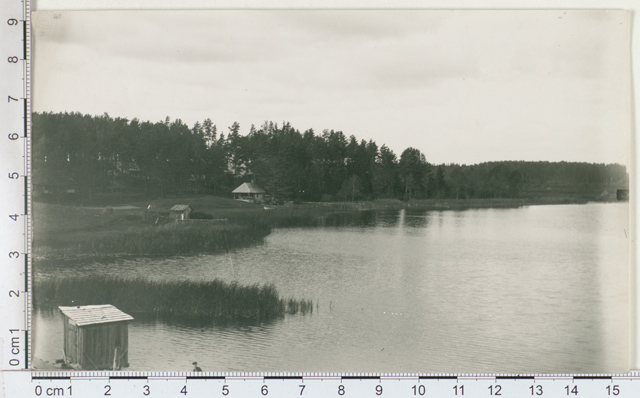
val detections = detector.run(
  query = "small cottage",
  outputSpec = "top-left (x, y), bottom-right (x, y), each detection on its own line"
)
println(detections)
top-left (59, 305), bottom-right (134, 370)
top-left (170, 204), bottom-right (192, 221)
top-left (232, 182), bottom-right (266, 203)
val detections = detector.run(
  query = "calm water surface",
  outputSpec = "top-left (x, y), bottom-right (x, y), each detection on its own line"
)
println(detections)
top-left (34, 203), bottom-right (629, 373)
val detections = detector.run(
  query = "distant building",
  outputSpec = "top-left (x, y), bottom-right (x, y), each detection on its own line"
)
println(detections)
top-left (32, 174), bottom-right (78, 199)
top-left (170, 204), bottom-right (192, 221)
top-left (617, 189), bottom-right (629, 201)
top-left (232, 182), bottom-right (266, 203)
top-left (58, 304), bottom-right (134, 370)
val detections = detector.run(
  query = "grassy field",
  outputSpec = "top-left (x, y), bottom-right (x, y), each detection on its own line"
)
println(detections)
top-left (35, 276), bottom-right (313, 321)
top-left (33, 197), bottom-right (269, 256)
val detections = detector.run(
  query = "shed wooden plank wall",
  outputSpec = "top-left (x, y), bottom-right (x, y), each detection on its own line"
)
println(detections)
top-left (78, 323), bottom-right (129, 370)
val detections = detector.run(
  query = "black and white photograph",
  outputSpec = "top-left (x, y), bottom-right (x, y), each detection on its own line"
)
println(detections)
top-left (30, 9), bottom-right (631, 373)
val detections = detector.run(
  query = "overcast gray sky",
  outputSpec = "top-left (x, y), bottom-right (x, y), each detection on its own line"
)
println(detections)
top-left (32, 10), bottom-right (630, 166)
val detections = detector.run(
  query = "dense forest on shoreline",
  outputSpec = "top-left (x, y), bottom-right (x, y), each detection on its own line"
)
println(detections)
top-left (33, 112), bottom-right (628, 203)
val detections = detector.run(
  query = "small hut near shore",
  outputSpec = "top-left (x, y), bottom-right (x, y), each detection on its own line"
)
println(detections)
top-left (170, 204), bottom-right (192, 221)
top-left (232, 182), bottom-right (266, 203)
top-left (59, 305), bottom-right (134, 370)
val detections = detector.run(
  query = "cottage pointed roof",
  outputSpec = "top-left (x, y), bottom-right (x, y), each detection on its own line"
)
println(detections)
top-left (59, 304), bottom-right (134, 326)
top-left (170, 204), bottom-right (192, 212)
top-left (232, 182), bottom-right (266, 194)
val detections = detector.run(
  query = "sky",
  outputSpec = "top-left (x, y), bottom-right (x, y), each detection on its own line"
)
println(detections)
top-left (32, 10), bottom-right (631, 166)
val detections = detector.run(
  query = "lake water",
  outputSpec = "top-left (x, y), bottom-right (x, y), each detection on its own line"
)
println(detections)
top-left (33, 203), bottom-right (630, 373)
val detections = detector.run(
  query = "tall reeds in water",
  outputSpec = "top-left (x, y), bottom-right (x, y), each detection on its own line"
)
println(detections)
top-left (35, 276), bottom-right (312, 321)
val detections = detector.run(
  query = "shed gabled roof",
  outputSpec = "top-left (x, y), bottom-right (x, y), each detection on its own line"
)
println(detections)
top-left (170, 204), bottom-right (192, 212)
top-left (232, 182), bottom-right (266, 194)
top-left (59, 305), bottom-right (134, 327)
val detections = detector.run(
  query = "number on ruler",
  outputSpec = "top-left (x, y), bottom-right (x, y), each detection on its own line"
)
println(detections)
top-left (412, 385), bottom-right (426, 395)
top-left (565, 385), bottom-right (578, 395)
top-left (8, 56), bottom-right (18, 63)
top-left (606, 385), bottom-right (620, 396)
top-left (453, 385), bottom-right (464, 395)
top-left (7, 18), bottom-right (19, 25)
top-left (488, 385), bottom-right (502, 395)
top-left (8, 96), bottom-right (18, 102)
top-left (530, 385), bottom-right (543, 395)
top-left (8, 133), bottom-right (19, 140)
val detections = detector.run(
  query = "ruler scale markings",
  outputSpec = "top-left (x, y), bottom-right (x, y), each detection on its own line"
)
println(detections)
top-left (24, 329), bottom-right (28, 369)
top-left (573, 375), bottom-right (613, 379)
top-left (263, 376), bottom-right (303, 380)
top-left (25, 0), bottom-right (31, 372)
top-left (22, 19), bottom-right (26, 60)
top-left (109, 376), bottom-right (148, 380)
top-left (23, 98), bottom-right (26, 137)
top-left (23, 176), bottom-right (27, 214)
top-left (32, 376), bottom-right (71, 380)
top-left (186, 375), bottom-right (226, 380)
top-left (17, 373), bottom-right (640, 397)
top-left (495, 375), bottom-right (535, 379)
top-left (419, 375), bottom-right (458, 379)
top-left (341, 375), bottom-right (380, 380)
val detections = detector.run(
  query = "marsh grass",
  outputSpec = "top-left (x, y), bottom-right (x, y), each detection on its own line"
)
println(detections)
top-left (35, 276), bottom-right (313, 321)
top-left (76, 221), bottom-right (270, 256)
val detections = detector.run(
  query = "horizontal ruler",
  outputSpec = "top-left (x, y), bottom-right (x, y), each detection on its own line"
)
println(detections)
top-left (2, 372), bottom-right (640, 398)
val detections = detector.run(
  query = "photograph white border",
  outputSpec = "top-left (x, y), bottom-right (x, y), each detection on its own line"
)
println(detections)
top-left (28, 0), bottom-right (639, 372)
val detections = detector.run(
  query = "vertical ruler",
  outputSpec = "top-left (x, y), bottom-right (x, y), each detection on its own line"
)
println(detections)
top-left (0, 0), bottom-right (30, 371)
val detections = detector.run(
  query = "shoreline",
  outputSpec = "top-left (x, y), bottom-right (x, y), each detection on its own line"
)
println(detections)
top-left (33, 198), bottom-right (623, 261)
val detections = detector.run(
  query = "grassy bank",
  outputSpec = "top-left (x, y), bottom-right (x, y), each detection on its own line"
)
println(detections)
top-left (36, 219), bottom-right (270, 256)
top-left (83, 221), bottom-right (269, 256)
top-left (35, 276), bottom-right (313, 321)
top-left (34, 195), bottom-right (604, 258)
top-left (33, 199), bottom-right (272, 257)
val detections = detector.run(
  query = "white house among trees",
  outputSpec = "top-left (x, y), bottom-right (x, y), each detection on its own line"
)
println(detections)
top-left (232, 182), bottom-right (266, 203)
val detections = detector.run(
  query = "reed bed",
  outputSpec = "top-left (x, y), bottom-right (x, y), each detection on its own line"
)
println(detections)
top-left (84, 221), bottom-right (271, 255)
top-left (35, 276), bottom-right (313, 321)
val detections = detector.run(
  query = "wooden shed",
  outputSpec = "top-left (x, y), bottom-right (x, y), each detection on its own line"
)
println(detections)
top-left (59, 305), bottom-right (134, 370)
top-left (170, 204), bottom-right (192, 221)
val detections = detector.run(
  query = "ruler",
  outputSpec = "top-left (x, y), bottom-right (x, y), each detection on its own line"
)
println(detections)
top-left (2, 2), bottom-right (640, 397)
top-left (2, 372), bottom-right (640, 397)
top-left (0, 0), bottom-right (30, 375)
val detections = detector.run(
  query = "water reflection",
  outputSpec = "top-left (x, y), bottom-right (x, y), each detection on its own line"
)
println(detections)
top-left (33, 203), bottom-right (629, 373)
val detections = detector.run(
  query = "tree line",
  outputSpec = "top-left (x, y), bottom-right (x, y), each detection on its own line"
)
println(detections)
top-left (32, 111), bottom-right (628, 202)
